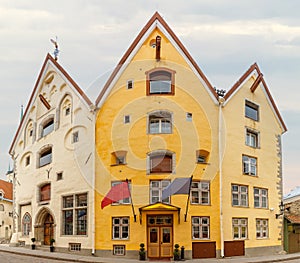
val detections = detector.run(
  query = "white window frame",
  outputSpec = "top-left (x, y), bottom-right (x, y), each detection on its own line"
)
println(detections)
top-left (150, 180), bottom-right (170, 204)
top-left (22, 213), bottom-right (31, 236)
top-left (256, 219), bottom-right (269, 239)
top-left (148, 111), bottom-right (172, 134)
top-left (233, 218), bottom-right (248, 239)
top-left (243, 155), bottom-right (257, 176)
top-left (147, 150), bottom-right (176, 174)
top-left (111, 181), bottom-right (131, 205)
top-left (192, 216), bottom-right (210, 239)
top-left (232, 184), bottom-right (248, 207)
top-left (245, 128), bottom-right (259, 148)
top-left (191, 181), bottom-right (210, 205)
top-left (254, 188), bottom-right (268, 208)
top-left (112, 217), bottom-right (129, 240)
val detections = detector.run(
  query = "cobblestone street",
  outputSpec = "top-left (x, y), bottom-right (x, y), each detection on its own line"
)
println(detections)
top-left (0, 251), bottom-right (75, 263)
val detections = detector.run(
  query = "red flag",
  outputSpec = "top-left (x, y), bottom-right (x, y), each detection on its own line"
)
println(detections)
top-left (101, 181), bottom-right (130, 209)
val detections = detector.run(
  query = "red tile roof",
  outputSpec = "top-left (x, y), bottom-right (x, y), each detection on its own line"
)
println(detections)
top-left (285, 213), bottom-right (300, 224)
top-left (0, 179), bottom-right (13, 200)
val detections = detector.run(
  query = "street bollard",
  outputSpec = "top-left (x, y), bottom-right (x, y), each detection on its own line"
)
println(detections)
top-left (181, 246), bottom-right (185, 260)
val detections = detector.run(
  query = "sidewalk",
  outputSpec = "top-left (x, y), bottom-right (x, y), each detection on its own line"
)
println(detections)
top-left (1, 244), bottom-right (300, 263)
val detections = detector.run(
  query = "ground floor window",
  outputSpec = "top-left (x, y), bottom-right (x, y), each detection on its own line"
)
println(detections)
top-left (113, 245), bottom-right (125, 255)
top-left (256, 219), bottom-right (268, 238)
top-left (232, 218), bottom-right (248, 239)
top-left (112, 217), bottom-right (129, 240)
top-left (62, 193), bottom-right (88, 235)
top-left (22, 212), bottom-right (31, 236)
top-left (69, 243), bottom-right (81, 251)
top-left (192, 216), bottom-right (210, 239)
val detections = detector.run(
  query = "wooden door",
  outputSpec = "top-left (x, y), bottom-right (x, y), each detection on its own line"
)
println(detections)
top-left (148, 227), bottom-right (159, 257)
top-left (44, 214), bottom-right (54, 245)
top-left (160, 227), bottom-right (172, 257)
top-left (289, 233), bottom-right (300, 253)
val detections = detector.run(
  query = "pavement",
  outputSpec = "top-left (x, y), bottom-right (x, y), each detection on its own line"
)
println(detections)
top-left (1, 244), bottom-right (300, 263)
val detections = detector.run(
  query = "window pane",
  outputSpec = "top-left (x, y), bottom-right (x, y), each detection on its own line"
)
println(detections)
top-left (76, 209), bottom-right (87, 235)
top-left (150, 80), bottom-right (171, 94)
top-left (63, 210), bottom-right (73, 235)
top-left (63, 196), bottom-right (74, 208)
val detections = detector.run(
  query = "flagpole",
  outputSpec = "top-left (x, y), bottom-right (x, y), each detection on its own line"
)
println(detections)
top-left (184, 175), bottom-right (193, 222)
top-left (126, 178), bottom-right (137, 222)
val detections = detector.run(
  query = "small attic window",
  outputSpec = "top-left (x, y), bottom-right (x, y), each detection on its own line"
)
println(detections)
top-left (196, 150), bottom-right (209, 164)
top-left (127, 80), bottom-right (133, 89)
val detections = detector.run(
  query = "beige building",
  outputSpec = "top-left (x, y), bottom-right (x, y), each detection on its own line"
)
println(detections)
top-left (9, 54), bottom-right (95, 254)
top-left (0, 179), bottom-right (13, 243)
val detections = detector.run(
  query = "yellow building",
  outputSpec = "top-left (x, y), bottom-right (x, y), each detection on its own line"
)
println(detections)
top-left (93, 12), bottom-right (287, 260)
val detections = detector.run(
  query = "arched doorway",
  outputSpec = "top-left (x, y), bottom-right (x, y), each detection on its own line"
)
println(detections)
top-left (35, 208), bottom-right (55, 246)
top-left (44, 213), bottom-right (54, 245)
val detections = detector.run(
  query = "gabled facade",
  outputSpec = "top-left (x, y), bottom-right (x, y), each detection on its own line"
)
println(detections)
top-left (94, 12), bottom-right (286, 260)
top-left (0, 179), bottom-right (13, 242)
top-left (9, 54), bottom-right (95, 254)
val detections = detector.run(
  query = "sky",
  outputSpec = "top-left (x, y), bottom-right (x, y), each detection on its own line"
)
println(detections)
top-left (0, 0), bottom-right (299, 194)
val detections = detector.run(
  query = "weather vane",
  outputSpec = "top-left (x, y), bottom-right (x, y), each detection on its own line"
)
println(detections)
top-left (50, 36), bottom-right (59, 61)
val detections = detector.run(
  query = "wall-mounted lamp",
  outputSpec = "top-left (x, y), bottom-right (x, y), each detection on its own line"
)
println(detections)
top-left (276, 201), bottom-right (285, 219)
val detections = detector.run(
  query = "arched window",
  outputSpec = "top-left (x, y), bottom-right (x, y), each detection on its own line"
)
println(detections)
top-left (146, 68), bottom-right (175, 95)
top-left (22, 213), bottom-right (31, 236)
top-left (148, 111), bottom-right (172, 134)
top-left (41, 117), bottom-right (54, 137)
top-left (0, 204), bottom-right (4, 211)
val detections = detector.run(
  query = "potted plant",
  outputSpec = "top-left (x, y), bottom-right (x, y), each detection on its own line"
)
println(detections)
top-left (31, 237), bottom-right (36, 250)
top-left (173, 243), bottom-right (180, 261)
top-left (139, 243), bottom-right (146, 260)
top-left (50, 238), bottom-right (55, 252)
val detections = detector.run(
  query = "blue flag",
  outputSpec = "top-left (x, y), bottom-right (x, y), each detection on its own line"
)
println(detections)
top-left (162, 177), bottom-right (192, 200)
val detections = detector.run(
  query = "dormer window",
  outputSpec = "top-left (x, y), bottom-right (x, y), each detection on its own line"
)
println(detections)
top-left (146, 68), bottom-right (175, 96)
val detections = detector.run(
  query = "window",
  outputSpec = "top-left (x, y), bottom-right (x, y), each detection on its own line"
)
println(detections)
top-left (150, 180), bottom-right (170, 204)
top-left (111, 181), bottom-right (131, 205)
top-left (65, 107), bottom-right (70, 116)
top-left (127, 80), bottom-right (133, 89)
top-left (69, 243), bottom-right (81, 251)
top-left (148, 151), bottom-right (174, 174)
top-left (232, 184), bottom-right (248, 207)
top-left (192, 216), bottom-right (210, 239)
top-left (246, 128), bottom-right (259, 148)
top-left (42, 118), bottom-right (54, 137)
top-left (245, 100), bottom-right (259, 121)
top-left (146, 69), bottom-right (175, 95)
top-left (25, 156), bottom-right (30, 166)
top-left (256, 219), bottom-right (268, 239)
top-left (72, 131), bottom-right (79, 143)
top-left (22, 213), bottom-right (31, 236)
top-left (243, 155), bottom-right (257, 176)
top-left (29, 130), bottom-right (33, 137)
top-left (186, 112), bottom-right (192, 121)
top-left (112, 217), bottom-right (129, 239)
top-left (254, 188), bottom-right (268, 208)
top-left (39, 147), bottom-right (52, 167)
top-left (191, 181), bottom-right (210, 205)
top-left (113, 245), bottom-right (125, 256)
top-left (0, 204), bottom-right (4, 211)
top-left (62, 193), bottom-right (88, 236)
top-left (40, 183), bottom-right (51, 202)
top-left (57, 172), bottom-right (63, 181)
top-left (124, 115), bottom-right (130, 124)
top-left (196, 150), bottom-right (209, 164)
top-left (111, 151), bottom-right (127, 165)
top-left (148, 111), bottom-right (172, 134)
top-left (233, 218), bottom-right (248, 239)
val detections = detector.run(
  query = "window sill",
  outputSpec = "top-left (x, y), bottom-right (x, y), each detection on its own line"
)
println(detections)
top-left (196, 162), bottom-right (210, 165)
top-left (39, 201), bottom-right (50, 206)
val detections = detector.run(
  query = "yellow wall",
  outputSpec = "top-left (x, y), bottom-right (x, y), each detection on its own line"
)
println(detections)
top-left (95, 27), bottom-right (220, 252)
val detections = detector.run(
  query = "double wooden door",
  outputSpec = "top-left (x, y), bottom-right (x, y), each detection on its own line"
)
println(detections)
top-left (147, 215), bottom-right (173, 258)
top-left (44, 214), bottom-right (54, 245)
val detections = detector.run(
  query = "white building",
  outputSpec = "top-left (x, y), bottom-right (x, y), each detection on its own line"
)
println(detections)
top-left (0, 179), bottom-right (13, 242)
top-left (9, 54), bottom-right (95, 254)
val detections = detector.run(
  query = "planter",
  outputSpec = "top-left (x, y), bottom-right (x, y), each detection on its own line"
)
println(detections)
top-left (139, 253), bottom-right (146, 260)
top-left (31, 244), bottom-right (36, 250)
top-left (50, 246), bottom-right (55, 252)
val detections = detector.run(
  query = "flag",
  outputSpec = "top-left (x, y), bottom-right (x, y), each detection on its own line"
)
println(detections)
top-left (162, 177), bottom-right (192, 201)
top-left (101, 181), bottom-right (131, 209)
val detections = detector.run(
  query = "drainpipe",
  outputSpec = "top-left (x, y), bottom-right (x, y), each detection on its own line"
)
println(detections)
top-left (218, 97), bottom-right (225, 258)
top-left (90, 105), bottom-right (96, 256)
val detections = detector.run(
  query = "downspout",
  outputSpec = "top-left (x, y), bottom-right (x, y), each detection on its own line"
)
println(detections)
top-left (218, 97), bottom-right (225, 258)
top-left (90, 106), bottom-right (96, 256)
